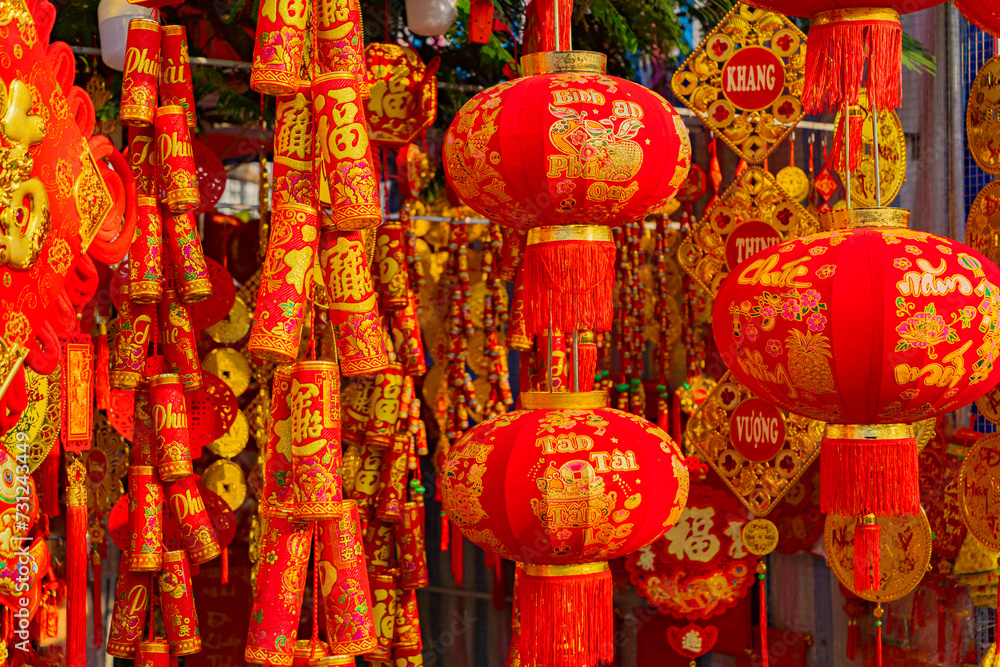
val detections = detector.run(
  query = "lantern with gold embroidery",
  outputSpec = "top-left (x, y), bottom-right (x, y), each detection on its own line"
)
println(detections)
top-left (364, 43), bottom-right (437, 148)
top-left (713, 208), bottom-right (1000, 593)
top-left (439, 392), bottom-right (689, 667)
top-left (444, 51), bottom-right (690, 339)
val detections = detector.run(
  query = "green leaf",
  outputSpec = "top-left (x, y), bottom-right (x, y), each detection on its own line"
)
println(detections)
top-left (902, 32), bottom-right (936, 75)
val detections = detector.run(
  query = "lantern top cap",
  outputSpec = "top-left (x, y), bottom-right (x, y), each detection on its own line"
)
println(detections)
top-left (521, 390), bottom-right (608, 410)
top-left (819, 207), bottom-right (910, 232)
top-left (824, 423), bottom-right (914, 440)
top-left (522, 562), bottom-right (610, 577)
top-left (526, 224), bottom-right (614, 245)
top-left (812, 7), bottom-right (900, 27)
top-left (521, 50), bottom-right (607, 76)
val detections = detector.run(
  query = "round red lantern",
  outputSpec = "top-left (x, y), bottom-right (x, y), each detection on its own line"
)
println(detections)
top-left (954, 1), bottom-right (1000, 37)
top-left (713, 207), bottom-right (1000, 589)
top-left (739, 1), bottom-right (946, 112)
top-left (440, 391), bottom-right (689, 667)
top-left (444, 51), bottom-right (691, 338)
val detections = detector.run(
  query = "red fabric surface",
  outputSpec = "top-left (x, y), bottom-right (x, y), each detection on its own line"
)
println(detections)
top-left (740, 0), bottom-right (945, 18)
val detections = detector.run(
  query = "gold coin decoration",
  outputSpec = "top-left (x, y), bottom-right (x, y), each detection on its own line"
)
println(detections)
top-left (966, 181), bottom-right (1000, 269)
top-left (959, 432), bottom-right (1000, 550)
top-left (742, 518), bottom-right (779, 555)
top-left (202, 459), bottom-right (248, 511)
top-left (833, 93), bottom-right (906, 208)
top-left (203, 347), bottom-right (253, 397)
top-left (686, 372), bottom-right (821, 516)
top-left (678, 167), bottom-right (819, 296)
top-left (776, 165), bottom-right (809, 202)
top-left (976, 380), bottom-right (1000, 425)
top-left (671, 5), bottom-right (807, 164)
top-left (981, 643), bottom-right (1000, 667)
top-left (3, 367), bottom-right (60, 473)
top-left (205, 296), bottom-right (251, 344)
top-left (208, 410), bottom-right (250, 459)
top-left (823, 510), bottom-right (932, 603)
top-left (967, 55), bottom-right (1000, 176)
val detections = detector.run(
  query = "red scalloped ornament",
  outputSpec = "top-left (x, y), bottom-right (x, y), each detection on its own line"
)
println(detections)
top-left (192, 139), bottom-right (226, 216)
top-left (666, 623), bottom-right (718, 659)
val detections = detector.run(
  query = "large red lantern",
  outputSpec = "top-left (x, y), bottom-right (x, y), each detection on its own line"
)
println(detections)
top-left (713, 207), bottom-right (1000, 590)
top-left (444, 51), bottom-right (690, 338)
top-left (739, 0), bottom-right (946, 112)
top-left (954, 1), bottom-right (1000, 36)
top-left (440, 391), bottom-right (689, 667)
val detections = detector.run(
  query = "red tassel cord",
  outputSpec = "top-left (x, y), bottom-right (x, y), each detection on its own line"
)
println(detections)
top-left (830, 111), bottom-right (864, 173)
top-left (820, 436), bottom-right (920, 517)
top-left (65, 459), bottom-right (88, 667)
top-left (221, 547), bottom-right (229, 584)
top-left (517, 563), bottom-right (614, 667)
top-left (874, 605), bottom-right (884, 667)
top-left (853, 518), bottom-right (881, 592)
top-left (758, 562), bottom-right (768, 667)
top-left (802, 17), bottom-right (902, 114)
top-left (91, 553), bottom-right (103, 648)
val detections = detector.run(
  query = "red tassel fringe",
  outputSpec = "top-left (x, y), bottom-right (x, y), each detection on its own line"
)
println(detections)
top-left (803, 19), bottom-right (902, 114)
top-left (853, 522), bottom-right (881, 593)
top-left (36, 447), bottom-right (60, 517)
top-left (846, 620), bottom-right (858, 660)
top-left (522, 240), bottom-right (616, 338)
top-left (66, 503), bottom-right (87, 667)
top-left (831, 113), bottom-right (864, 173)
top-left (221, 546), bottom-right (229, 584)
top-left (573, 343), bottom-right (597, 392)
top-left (451, 522), bottom-right (464, 587)
top-left (820, 437), bottom-right (919, 516)
top-left (517, 566), bottom-right (614, 667)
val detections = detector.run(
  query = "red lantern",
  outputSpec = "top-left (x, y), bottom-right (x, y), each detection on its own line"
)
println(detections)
top-left (439, 391), bottom-right (689, 667)
top-left (955, 0), bottom-right (1000, 36)
top-left (739, 1), bottom-right (946, 112)
top-left (713, 207), bottom-right (1000, 590)
top-left (444, 51), bottom-right (690, 338)
top-left (364, 44), bottom-right (438, 148)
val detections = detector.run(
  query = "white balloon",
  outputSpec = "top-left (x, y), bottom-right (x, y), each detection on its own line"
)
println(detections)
top-left (406, 0), bottom-right (458, 36)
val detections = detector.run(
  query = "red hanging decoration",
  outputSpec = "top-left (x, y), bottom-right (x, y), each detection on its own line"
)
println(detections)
top-left (65, 458), bottom-right (88, 667)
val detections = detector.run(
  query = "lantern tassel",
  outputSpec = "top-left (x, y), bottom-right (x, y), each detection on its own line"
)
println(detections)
top-left (802, 10), bottom-right (902, 114)
top-left (221, 546), bottom-right (229, 585)
top-left (830, 112), bottom-right (864, 173)
top-left (95, 326), bottom-right (111, 412)
top-left (451, 521), bottom-right (464, 587)
top-left (66, 460), bottom-right (88, 667)
top-left (853, 518), bottom-right (881, 592)
top-left (517, 562), bottom-right (614, 667)
top-left (846, 619), bottom-right (858, 660)
top-left (522, 230), bottom-right (616, 338)
top-left (819, 427), bottom-right (919, 517)
top-left (758, 562), bottom-right (768, 667)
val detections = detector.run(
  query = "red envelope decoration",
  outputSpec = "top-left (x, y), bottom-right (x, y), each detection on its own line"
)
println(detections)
top-left (666, 624), bottom-right (718, 659)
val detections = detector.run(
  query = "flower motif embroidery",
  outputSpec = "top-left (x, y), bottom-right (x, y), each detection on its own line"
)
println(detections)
top-left (808, 246), bottom-right (827, 256)
top-left (900, 388), bottom-right (919, 400)
top-left (745, 323), bottom-right (758, 342)
top-left (781, 299), bottom-right (801, 320)
top-left (766, 339), bottom-right (782, 357)
top-left (816, 264), bottom-right (836, 279)
top-left (905, 245), bottom-right (922, 256)
top-left (799, 289), bottom-right (821, 309)
top-left (807, 312), bottom-right (827, 332)
top-left (895, 305), bottom-right (959, 358)
top-left (894, 258), bottom-right (911, 270)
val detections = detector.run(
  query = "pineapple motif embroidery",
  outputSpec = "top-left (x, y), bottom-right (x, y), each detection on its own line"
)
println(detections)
top-left (784, 330), bottom-right (834, 395)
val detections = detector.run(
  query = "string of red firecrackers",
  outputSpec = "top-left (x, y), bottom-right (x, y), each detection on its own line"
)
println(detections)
top-left (653, 214), bottom-right (671, 430)
top-left (480, 224), bottom-right (515, 418)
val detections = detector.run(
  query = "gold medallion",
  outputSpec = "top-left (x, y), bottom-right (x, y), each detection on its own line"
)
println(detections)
top-left (3, 367), bottom-right (60, 473)
top-left (959, 432), bottom-right (1000, 550)
top-left (742, 518), bottom-right (779, 555)
top-left (913, 417), bottom-right (936, 451)
top-left (671, 5), bottom-right (807, 164)
top-left (202, 459), bottom-right (248, 511)
top-left (833, 93), bottom-right (906, 208)
top-left (687, 373), bottom-right (821, 515)
top-left (776, 166), bottom-right (809, 202)
top-left (679, 167), bottom-right (819, 296)
top-left (208, 410), bottom-right (250, 459)
top-left (967, 55), bottom-right (1000, 176)
top-left (205, 296), bottom-right (252, 344)
top-left (966, 180), bottom-right (1000, 269)
top-left (823, 510), bottom-right (932, 602)
top-left (982, 643), bottom-right (1000, 666)
top-left (202, 347), bottom-right (253, 397)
